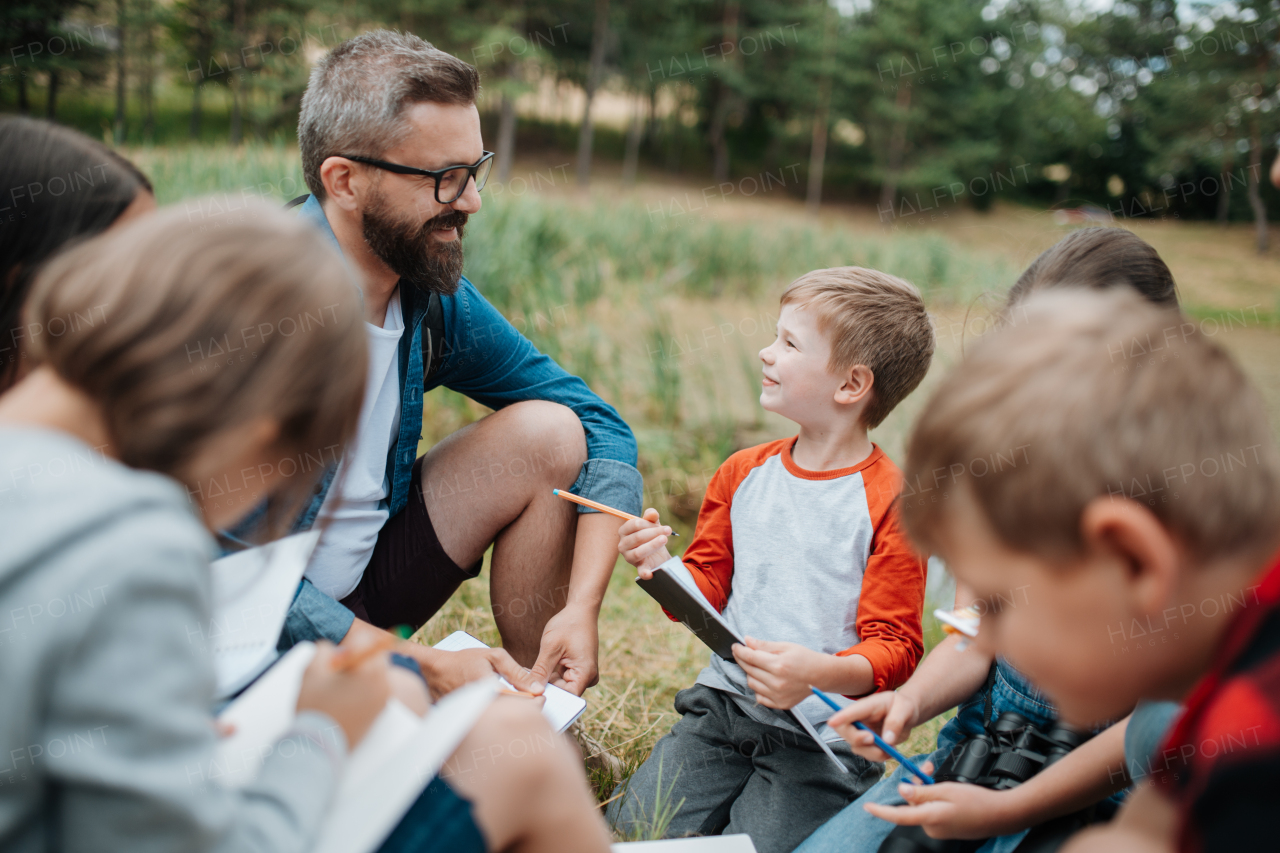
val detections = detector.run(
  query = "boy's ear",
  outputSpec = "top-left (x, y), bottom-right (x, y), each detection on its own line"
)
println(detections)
top-left (834, 364), bottom-right (874, 407)
top-left (1079, 497), bottom-right (1180, 617)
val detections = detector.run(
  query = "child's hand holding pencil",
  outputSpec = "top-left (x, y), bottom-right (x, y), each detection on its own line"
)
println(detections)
top-left (296, 640), bottom-right (391, 748)
top-left (552, 489), bottom-right (679, 579)
top-left (616, 507), bottom-right (677, 579)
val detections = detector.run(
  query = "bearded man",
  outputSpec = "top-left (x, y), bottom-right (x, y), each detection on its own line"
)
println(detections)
top-left (252, 29), bottom-right (642, 700)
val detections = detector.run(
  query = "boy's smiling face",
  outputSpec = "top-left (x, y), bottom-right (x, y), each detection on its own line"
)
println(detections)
top-left (759, 302), bottom-right (867, 424)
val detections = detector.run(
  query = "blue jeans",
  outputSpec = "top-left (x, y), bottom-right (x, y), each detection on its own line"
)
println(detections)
top-left (795, 660), bottom-right (1056, 853)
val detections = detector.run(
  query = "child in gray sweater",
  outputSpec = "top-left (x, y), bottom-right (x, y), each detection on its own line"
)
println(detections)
top-left (0, 204), bottom-right (383, 853)
top-left (0, 203), bottom-right (614, 853)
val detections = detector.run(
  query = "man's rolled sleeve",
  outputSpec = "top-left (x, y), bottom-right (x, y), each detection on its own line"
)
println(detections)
top-left (567, 457), bottom-right (644, 516)
top-left (278, 579), bottom-right (355, 651)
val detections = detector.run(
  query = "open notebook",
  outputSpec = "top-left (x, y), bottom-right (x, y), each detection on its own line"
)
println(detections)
top-left (613, 837), bottom-right (757, 852)
top-left (433, 631), bottom-right (587, 732)
top-left (215, 642), bottom-right (497, 853)
top-left (208, 530), bottom-right (321, 699)
top-left (636, 559), bottom-right (848, 773)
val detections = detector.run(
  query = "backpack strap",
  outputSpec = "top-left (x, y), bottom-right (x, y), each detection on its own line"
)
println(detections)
top-left (422, 291), bottom-right (446, 385)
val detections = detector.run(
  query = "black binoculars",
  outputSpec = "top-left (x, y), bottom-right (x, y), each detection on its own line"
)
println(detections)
top-left (877, 712), bottom-right (1092, 853)
top-left (933, 711), bottom-right (1090, 789)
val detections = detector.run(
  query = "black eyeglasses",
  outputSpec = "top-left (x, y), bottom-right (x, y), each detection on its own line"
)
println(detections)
top-left (338, 151), bottom-right (496, 204)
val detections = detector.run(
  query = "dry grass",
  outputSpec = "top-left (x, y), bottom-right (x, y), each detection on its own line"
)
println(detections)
top-left (129, 142), bottom-right (1280, 832)
top-left (397, 163), bottom-right (1280, 830)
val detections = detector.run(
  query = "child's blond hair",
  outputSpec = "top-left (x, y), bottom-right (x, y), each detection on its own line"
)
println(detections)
top-left (781, 266), bottom-right (934, 428)
top-left (903, 289), bottom-right (1280, 562)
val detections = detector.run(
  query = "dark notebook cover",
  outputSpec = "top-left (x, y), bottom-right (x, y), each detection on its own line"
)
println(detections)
top-left (636, 564), bottom-right (852, 772)
top-left (636, 566), bottom-right (743, 660)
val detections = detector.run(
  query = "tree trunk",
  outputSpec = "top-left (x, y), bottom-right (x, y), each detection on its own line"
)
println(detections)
top-left (1217, 147), bottom-right (1233, 225)
top-left (190, 81), bottom-right (202, 140)
top-left (114, 0), bottom-right (127, 144)
top-left (646, 86), bottom-right (659, 146)
top-left (806, 5), bottom-right (836, 214)
top-left (575, 0), bottom-right (610, 188)
top-left (879, 84), bottom-right (912, 217)
top-left (621, 99), bottom-right (644, 185)
top-left (806, 108), bottom-right (829, 214)
top-left (666, 109), bottom-right (682, 173)
top-left (707, 1), bottom-right (740, 185)
top-left (46, 71), bottom-right (59, 119)
top-left (142, 12), bottom-right (155, 141)
top-left (17, 69), bottom-right (29, 113)
top-left (1248, 116), bottom-right (1268, 253)
top-left (229, 81), bottom-right (244, 145)
top-left (708, 84), bottom-right (731, 185)
top-left (229, 0), bottom-right (246, 144)
top-left (496, 90), bottom-right (518, 184)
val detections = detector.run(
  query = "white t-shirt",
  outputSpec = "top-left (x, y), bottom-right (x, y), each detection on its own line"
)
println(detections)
top-left (304, 293), bottom-right (405, 600)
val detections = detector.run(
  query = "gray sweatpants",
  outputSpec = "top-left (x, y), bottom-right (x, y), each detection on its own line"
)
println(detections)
top-left (606, 685), bottom-right (882, 853)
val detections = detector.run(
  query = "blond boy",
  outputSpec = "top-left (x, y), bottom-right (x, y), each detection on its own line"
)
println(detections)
top-left (898, 289), bottom-right (1280, 853)
top-left (607, 268), bottom-right (935, 853)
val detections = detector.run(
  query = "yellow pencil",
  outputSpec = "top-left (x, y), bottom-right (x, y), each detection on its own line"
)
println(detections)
top-left (331, 633), bottom-right (398, 672)
top-left (551, 489), bottom-right (680, 536)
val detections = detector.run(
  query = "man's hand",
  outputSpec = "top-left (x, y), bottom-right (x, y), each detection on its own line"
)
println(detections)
top-left (531, 604), bottom-right (599, 696)
top-left (617, 508), bottom-right (674, 579)
top-left (397, 643), bottom-right (545, 702)
top-left (862, 762), bottom-right (1024, 840)
top-left (732, 637), bottom-right (830, 710)
top-left (827, 690), bottom-right (922, 761)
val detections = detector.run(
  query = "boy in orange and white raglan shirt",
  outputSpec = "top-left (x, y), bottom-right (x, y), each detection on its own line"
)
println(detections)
top-left (605, 268), bottom-right (935, 853)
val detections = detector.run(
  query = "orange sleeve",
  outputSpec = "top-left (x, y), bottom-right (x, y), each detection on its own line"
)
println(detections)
top-left (837, 458), bottom-right (927, 693)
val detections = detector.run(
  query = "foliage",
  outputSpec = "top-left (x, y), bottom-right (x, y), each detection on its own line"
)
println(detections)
top-left (4, 1), bottom-right (1279, 221)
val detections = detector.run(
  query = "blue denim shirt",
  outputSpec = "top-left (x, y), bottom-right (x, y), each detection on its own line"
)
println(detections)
top-left (273, 196), bottom-right (642, 648)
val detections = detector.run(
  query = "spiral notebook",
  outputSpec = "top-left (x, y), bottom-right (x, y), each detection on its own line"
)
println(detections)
top-left (214, 642), bottom-right (498, 853)
top-left (208, 530), bottom-right (321, 699)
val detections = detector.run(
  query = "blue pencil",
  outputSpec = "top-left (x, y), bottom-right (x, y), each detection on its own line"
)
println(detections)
top-left (809, 687), bottom-right (935, 785)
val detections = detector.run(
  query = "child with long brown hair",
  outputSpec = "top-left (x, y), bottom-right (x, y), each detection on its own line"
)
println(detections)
top-left (0, 202), bottom-right (611, 853)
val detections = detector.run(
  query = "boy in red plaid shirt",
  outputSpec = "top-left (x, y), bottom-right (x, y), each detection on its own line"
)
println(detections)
top-left (894, 288), bottom-right (1280, 853)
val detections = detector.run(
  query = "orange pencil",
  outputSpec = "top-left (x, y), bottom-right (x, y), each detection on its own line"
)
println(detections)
top-left (551, 489), bottom-right (679, 536)
top-left (332, 633), bottom-right (398, 672)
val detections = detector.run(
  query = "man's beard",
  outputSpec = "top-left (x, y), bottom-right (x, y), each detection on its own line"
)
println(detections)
top-left (361, 191), bottom-right (468, 296)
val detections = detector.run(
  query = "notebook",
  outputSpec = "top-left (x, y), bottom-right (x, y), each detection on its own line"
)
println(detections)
top-left (214, 641), bottom-right (498, 853)
top-left (208, 530), bottom-right (321, 698)
top-left (612, 836), bottom-right (757, 852)
top-left (635, 560), bottom-right (848, 773)
top-left (433, 630), bottom-right (587, 732)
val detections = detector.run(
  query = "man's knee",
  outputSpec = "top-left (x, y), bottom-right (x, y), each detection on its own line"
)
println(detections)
top-left (504, 400), bottom-right (587, 480)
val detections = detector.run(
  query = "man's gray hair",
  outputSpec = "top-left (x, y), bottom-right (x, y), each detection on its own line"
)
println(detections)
top-left (298, 29), bottom-right (480, 201)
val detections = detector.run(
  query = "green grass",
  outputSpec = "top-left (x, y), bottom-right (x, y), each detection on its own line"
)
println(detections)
top-left (126, 142), bottom-right (989, 833)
